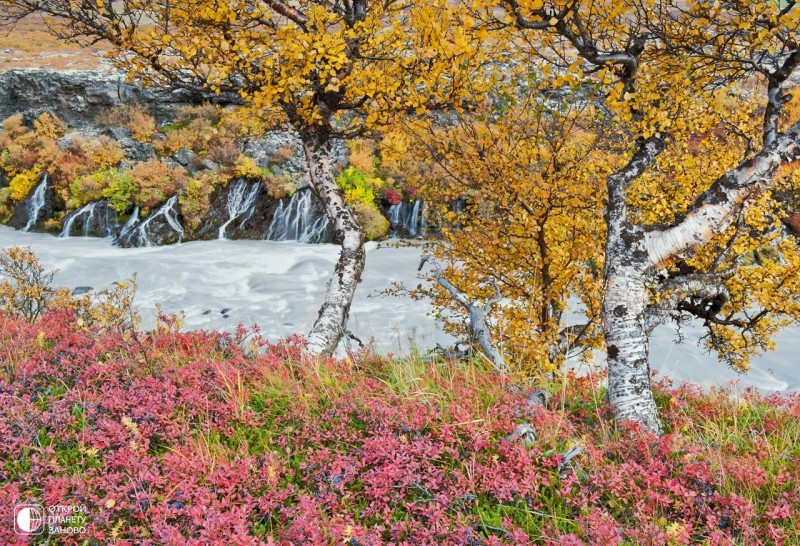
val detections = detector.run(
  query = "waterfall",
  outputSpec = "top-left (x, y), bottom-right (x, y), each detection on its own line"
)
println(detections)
top-left (387, 199), bottom-right (427, 238)
top-left (60, 201), bottom-right (116, 238)
top-left (218, 179), bottom-right (261, 239)
top-left (21, 173), bottom-right (49, 232)
top-left (118, 206), bottom-right (140, 241)
top-left (265, 190), bottom-right (332, 243)
top-left (120, 197), bottom-right (184, 247)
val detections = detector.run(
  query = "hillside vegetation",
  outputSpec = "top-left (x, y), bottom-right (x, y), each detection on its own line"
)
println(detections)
top-left (0, 263), bottom-right (798, 544)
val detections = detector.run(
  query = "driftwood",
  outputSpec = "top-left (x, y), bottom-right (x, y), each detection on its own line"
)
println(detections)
top-left (420, 255), bottom-right (509, 374)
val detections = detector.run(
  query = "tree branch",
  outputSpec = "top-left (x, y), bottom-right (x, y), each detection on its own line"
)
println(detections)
top-left (644, 272), bottom-right (735, 333)
top-left (419, 255), bottom-right (508, 374)
top-left (644, 120), bottom-right (800, 269)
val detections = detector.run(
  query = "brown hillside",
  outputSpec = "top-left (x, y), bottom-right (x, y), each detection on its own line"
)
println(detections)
top-left (0, 14), bottom-right (111, 72)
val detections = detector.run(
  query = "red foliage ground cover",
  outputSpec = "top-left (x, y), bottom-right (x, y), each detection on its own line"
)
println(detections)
top-left (0, 310), bottom-right (798, 544)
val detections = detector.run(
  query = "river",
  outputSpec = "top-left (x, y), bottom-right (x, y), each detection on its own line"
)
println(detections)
top-left (1, 225), bottom-right (797, 394)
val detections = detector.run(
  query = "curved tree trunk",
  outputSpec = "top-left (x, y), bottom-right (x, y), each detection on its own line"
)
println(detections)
top-left (301, 134), bottom-right (366, 356)
top-left (601, 138), bottom-right (668, 435)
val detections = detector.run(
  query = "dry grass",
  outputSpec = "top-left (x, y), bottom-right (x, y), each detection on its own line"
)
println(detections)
top-left (0, 14), bottom-right (111, 72)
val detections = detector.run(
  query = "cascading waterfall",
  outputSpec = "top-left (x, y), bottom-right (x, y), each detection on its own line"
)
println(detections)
top-left (21, 173), bottom-right (49, 232)
top-left (118, 206), bottom-right (140, 241)
top-left (60, 201), bottom-right (115, 238)
top-left (265, 190), bottom-right (332, 243)
top-left (218, 179), bottom-right (261, 239)
top-left (387, 199), bottom-right (427, 237)
top-left (128, 197), bottom-right (184, 247)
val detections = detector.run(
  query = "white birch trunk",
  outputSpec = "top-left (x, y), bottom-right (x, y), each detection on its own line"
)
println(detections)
top-left (601, 138), bottom-right (667, 435)
top-left (603, 122), bottom-right (800, 435)
top-left (603, 269), bottom-right (663, 435)
top-left (301, 135), bottom-right (366, 356)
top-left (645, 121), bottom-right (800, 269)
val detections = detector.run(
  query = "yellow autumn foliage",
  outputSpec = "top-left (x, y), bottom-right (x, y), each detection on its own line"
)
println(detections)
top-left (8, 168), bottom-right (41, 201)
top-left (386, 91), bottom-right (614, 374)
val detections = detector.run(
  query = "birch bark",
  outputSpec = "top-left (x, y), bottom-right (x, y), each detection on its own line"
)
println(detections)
top-left (301, 134), bottom-right (366, 356)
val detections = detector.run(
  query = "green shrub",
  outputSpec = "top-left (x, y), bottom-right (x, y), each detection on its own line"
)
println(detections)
top-left (337, 166), bottom-right (384, 206)
top-left (70, 168), bottom-right (127, 208)
top-left (102, 171), bottom-right (137, 213)
top-left (180, 172), bottom-right (219, 234)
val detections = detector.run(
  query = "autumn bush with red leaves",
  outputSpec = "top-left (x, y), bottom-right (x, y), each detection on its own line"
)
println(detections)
top-left (0, 309), bottom-right (798, 545)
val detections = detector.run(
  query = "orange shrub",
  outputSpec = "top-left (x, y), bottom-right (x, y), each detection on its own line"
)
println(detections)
top-left (127, 158), bottom-right (189, 210)
top-left (263, 174), bottom-right (296, 199)
top-left (0, 114), bottom-right (28, 149)
top-left (0, 113), bottom-right (62, 179)
top-left (98, 104), bottom-right (157, 142)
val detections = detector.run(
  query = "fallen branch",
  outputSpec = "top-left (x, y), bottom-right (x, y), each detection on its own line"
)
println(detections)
top-left (420, 255), bottom-right (509, 374)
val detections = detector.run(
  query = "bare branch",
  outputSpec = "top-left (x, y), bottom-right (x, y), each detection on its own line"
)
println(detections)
top-left (419, 255), bottom-right (508, 374)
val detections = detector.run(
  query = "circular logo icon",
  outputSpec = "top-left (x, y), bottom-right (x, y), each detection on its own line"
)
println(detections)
top-left (15, 504), bottom-right (45, 535)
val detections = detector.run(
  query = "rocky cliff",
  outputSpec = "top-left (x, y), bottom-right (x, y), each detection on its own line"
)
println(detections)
top-left (0, 69), bottom-right (212, 128)
top-left (0, 69), bottom-right (421, 246)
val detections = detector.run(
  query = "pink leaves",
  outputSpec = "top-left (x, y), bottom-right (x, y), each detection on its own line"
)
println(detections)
top-left (0, 310), bottom-right (798, 543)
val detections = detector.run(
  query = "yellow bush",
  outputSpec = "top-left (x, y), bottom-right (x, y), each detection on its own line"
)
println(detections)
top-left (9, 168), bottom-right (42, 201)
top-left (155, 117), bottom-right (216, 156)
top-left (0, 245), bottom-right (140, 330)
top-left (233, 155), bottom-right (266, 180)
top-left (129, 108), bottom-right (157, 142)
top-left (76, 136), bottom-right (125, 168)
top-left (0, 246), bottom-right (55, 322)
top-left (32, 112), bottom-right (68, 140)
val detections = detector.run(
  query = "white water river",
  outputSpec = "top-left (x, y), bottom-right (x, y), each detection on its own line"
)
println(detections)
top-left (1, 225), bottom-right (797, 394)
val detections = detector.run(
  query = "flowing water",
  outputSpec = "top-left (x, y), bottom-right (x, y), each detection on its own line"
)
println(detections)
top-left (0, 224), bottom-right (797, 394)
top-left (121, 196), bottom-right (184, 247)
top-left (388, 200), bottom-right (427, 237)
top-left (265, 190), bottom-right (332, 243)
top-left (60, 201), bottom-right (116, 238)
top-left (117, 206), bottom-right (140, 242)
top-left (21, 173), bottom-right (49, 232)
top-left (218, 179), bottom-right (261, 239)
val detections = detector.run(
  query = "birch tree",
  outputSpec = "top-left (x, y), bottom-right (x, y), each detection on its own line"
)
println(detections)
top-left (0, 0), bottom-right (494, 355)
top-left (382, 88), bottom-right (612, 373)
top-left (484, 0), bottom-right (800, 433)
